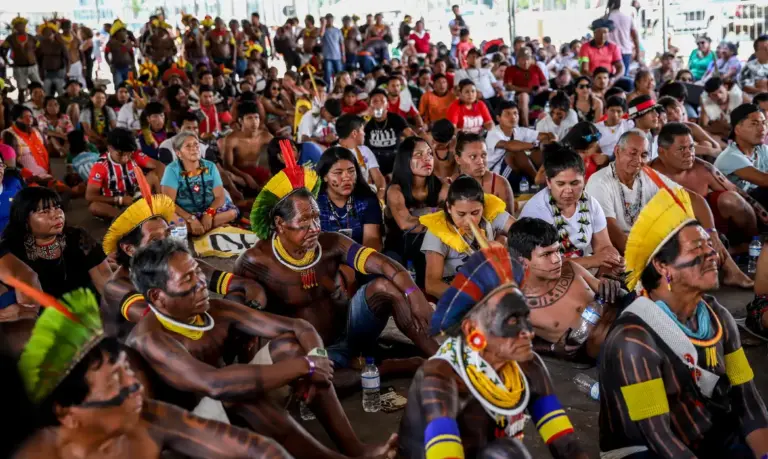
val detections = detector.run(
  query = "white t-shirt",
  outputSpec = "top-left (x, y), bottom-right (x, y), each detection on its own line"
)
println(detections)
top-left (595, 119), bottom-right (633, 159)
top-left (117, 102), bottom-right (142, 131)
top-left (535, 109), bottom-right (578, 141)
top-left (454, 68), bottom-right (498, 99)
top-left (585, 165), bottom-right (680, 234)
top-left (297, 114), bottom-right (318, 142)
top-left (519, 188), bottom-right (607, 256)
top-left (346, 145), bottom-right (380, 184)
top-left (485, 125), bottom-right (538, 172)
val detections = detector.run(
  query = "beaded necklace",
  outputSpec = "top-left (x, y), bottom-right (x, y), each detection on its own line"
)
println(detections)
top-left (612, 162), bottom-right (643, 226)
top-left (272, 234), bottom-right (322, 289)
top-left (150, 304), bottom-right (214, 341)
top-left (549, 191), bottom-right (590, 258)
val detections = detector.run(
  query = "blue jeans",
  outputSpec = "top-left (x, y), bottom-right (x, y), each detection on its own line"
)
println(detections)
top-left (326, 282), bottom-right (389, 368)
top-left (323, 58), bottom-right (343, 87)
top-left (345, 54), bottom-right (377, 74)
top-left (622, 53), bottom-right (632, 76)
top-left (113, 66), bottom-right (131, 87)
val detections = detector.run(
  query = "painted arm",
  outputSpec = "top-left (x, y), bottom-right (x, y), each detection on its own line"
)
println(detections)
top-left (706, 161), bottom-right (768, 226)
top-left (386, 185), bottom-right (424, 232)
top-left (87, 259), bottom-right (112, 297)
top-left (144, 399), bottom-right (291, 458)
top-left (605, 217), bottom-right (628, 255)
top-left (418, 360), bottom-right (464, 458)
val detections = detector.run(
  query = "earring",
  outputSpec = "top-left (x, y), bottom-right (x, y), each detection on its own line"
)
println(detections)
top-left (467, 330), bottom-right (487, 352)
top-left (666, 273), bottom-right (672, 291)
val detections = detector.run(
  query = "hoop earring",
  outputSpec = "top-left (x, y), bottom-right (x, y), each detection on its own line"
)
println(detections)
top-left (467, 330), bottom-right (487, 352)
top-left (666, 273), bottom-right (672, 291)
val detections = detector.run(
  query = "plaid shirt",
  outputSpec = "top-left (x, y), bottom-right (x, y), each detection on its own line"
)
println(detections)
top-left (317, 192), bottom-right (380, 245)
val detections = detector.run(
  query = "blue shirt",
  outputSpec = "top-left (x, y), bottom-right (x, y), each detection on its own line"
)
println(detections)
top-left (0, 174), bottom-right (24, 234)
top-left (161, 159), bottom-right (223, 214)
top-left (714, 143), bottom-right (768, 192)
top-left (71, 151), bottom-right (101, 181)
top-left (317, 192), bottom-right (382, 244)
top-left (321, 27), bottom-right (343, 60)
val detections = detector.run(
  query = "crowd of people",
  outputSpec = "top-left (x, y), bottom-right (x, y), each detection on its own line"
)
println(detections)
top-left (1, 1), bottom-right (768, 457)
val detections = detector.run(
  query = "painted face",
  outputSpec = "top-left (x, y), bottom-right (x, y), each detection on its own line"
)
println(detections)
top-left (456, 141), bottom-right (488, 178)
top-left (28, 199), bottom-right (65, 238)
top-left (447, 198), bottom-right (484, 234)
top-left (480, 289), bottom-right (534, 362)
top-left (325, 159), bottom-right (357, 198)
top-left (278, 196), bottom-right (321, 250)
top-left (159, 251), bottom-right (209, 317)
top-left (526, 241), bottom-right (562, 281)
top-left (661, 225), bottom-right (719, 292)
top-left (547, 168), bottom-right (585, 207)
top-left (410, 140), bottom-right (435, 177)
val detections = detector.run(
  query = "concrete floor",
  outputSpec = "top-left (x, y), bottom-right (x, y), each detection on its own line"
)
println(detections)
top-left (63, 154), bottom-right (767, 457)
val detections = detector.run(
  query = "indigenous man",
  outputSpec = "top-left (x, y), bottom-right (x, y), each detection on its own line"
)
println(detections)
top-left (101, 192), bottom-right (265, 341)
top-left (599, 187), bottom-right (768, 458)
top-left (453, 131), bottom-right (515, 212)
top-left (650, 122), bottom-right (767, 248)
top-left (183, 16), bottom-right (208, 68)
top-left (300, 15), bottom-right (321, 62)
top-left (222, 101), bottom-right (273, 190)
top-left (507, 217), bottom-right (622, 360)
top-left (144, 18), bottom-right (176, 75)
top-left (105, 19), bottom-right (137, 88)
top-left (0, 16), bottom-right (41, 103)
top-left (398, 245), bottom-right (588, 458)
top-left (36, 21), bottom-right (69, 97)
top-left (13, 284), bottom-right (291, 458)
top-left (128, 239), bottom-right (397, 459)
top-left (59, 20), bottom-right (86, 88)
top-left (206, 17), bottom-right (236, 70)
top-left (235, 149), bottom-right (438, 384)
top-left (586, 129), bottom-right (753, 288)
top-left (429, 119), bottom-right (458, 181)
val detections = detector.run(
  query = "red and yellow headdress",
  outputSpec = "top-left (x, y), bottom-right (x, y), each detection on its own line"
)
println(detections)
top-left (110, 18), bottom-right (126, 35)
top-left (11, 15), bottom-right (28, 28)
top-left (201, 15), bottom-right (214, 28)
top-left (162, 63), bottom-right (188, 83)
top-left (244, 41), bottom-right (264, 58)
top-left (139, 61), bottom-right (159, 81)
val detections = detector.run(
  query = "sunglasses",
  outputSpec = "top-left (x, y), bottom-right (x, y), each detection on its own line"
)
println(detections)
top-left (583, 132), bottom-right (602, 143)
top-left (697, 41), bottom-right (707, 46)
top-left (577, 84), bottom-right (591, 89)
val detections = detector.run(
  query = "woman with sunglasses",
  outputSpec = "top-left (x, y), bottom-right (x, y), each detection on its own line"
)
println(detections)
top-left (521, 143), bottom-right (623, 274)
top-left (688, 36), bottom-right (715, 81)
top-left (570, 76), bottom-right (603, 123)
top-left (260, 78), bottom-right (293, 137)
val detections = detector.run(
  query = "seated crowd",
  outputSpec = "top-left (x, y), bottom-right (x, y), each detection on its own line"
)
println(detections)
top-left (1, 7), bottom-right (768, 459)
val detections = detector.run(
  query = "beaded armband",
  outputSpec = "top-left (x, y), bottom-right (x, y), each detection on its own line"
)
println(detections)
top-left (209, 270), bottom-right (234, 295)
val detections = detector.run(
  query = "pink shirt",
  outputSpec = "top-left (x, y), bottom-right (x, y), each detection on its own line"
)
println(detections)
top-left (579, 40), bottom-right (622, 75)
top-left (608, 10), bottom-right (635, 55)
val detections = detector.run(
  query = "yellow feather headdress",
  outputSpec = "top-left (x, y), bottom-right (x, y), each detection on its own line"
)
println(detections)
top-left (244, 41), bottom-right (264, 58)
top-left (201, 15), bottom-right (214, 28)
top-left (110, 18), bottom-right (126, 35)
top-left (139, 61), bottom-right (159, 80)
top-left (625, 187), bottom-right (695, 292)
top-left (102, 193), bottom-right (176, 255)
top-left (419, 194), bottom-right (507, 253)
top-left (11, 15), bottom-right (28, 27)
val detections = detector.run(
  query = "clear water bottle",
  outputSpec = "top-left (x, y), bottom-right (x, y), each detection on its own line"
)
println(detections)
top-left (573, 373), bottom-right (599, 401)
top-left (748, 236), bottom-right (761, 275)
top-left (519, 177), bottom-right (529, 194)
top-left (361, 357), bottom-right (381, 413)
top-left (299, 400), bottom-right (316, 420)
top-left (171, 217), bottom-right (188, 247)
top-left (544, 100), bottom-right (551, 115)
top-left (407, 260), bottom-right (417, 283)
top-left (567, 296), bottom-right (604, 346)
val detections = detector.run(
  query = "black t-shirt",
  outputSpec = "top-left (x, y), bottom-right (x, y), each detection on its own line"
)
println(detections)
top-left (0, 227), bottom-right (106, 299)
top-left (364, 113), bottom-right (409, 175)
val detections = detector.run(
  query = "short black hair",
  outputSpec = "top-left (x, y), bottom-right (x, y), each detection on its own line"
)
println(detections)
top-left (640, 221), bottom-right (700, 290)
top-left (336, 114), bottom-right (366, 139)
top-left (143, 101), bottom-right (165, 117)
top-left (28, 82), bottom-right (43, 91)
top-left (67, 129), bottom-right (88, 153)
top-left (457, 78), bottom-right (475, 92)
top-left (542, 142), bottom-right (585, 179)
top-left (507, 217), bottom-right (559, 260)
top-left (266, 136), bottom-right (297, 175)
top-left (754, 34), bottom-right (768, 52)
top-left (753, 92), bottom-right (768, 105)
top-left (604, 86), bottom-right (625, 100)
top-left (657, 96), bottom-right (680, 111)
top-left (593, 66), bottom-right (610, 77)
top-left (431, 119), bottom-right (456, 143)
top-left (198, 84), bottom-right (214, 94)
top-left (455, 131), bottom-right (484, 157)
top-left (704, 77), bottom-right (723, 94)
top-left (549, 91), bottom-right (571, 112)
top-left (10, 104), bottom-right (32, 120)
top-left (369, 88), bottom-right (387, 99)
top-left (323, 98), bottom-right (342, 118)
top-left (657, 122), bottom-right (692, 149)
top-left (497, 99), bottom-right (519, 116)
top-left (130, 238), bottom-right (191, 296)
top-left (181, 111), bottom-right (200, 124)
top-left (445, 175), bottom-right (485, 219)
top-left (605, 95), bottom-right (627, 111)
top-left (107, 128), bottom-right (138, 153)
top-left (238, 101), bottom-right (260, 119)
top-left (658, 81), bottom-right (687, 101)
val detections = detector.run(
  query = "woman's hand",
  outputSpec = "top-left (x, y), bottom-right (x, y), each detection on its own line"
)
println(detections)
top-left (593, 247), bottom-right (624, 270)
top-left (201, 213), bottom-right (214, 232)
top-left (188, 217), bottom-right (205, 236)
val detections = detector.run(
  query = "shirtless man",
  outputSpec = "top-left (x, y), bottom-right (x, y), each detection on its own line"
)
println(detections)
top-left (14, 285), bottom-right (289, 459)
top-left (236, 164), bottom-right (438, 386)
top-left (300, 15), bottom-right (320, 61)
top-left (36, 23), bottom-right (69, 97)
top-left (452, 132), bottom-right (516, 214)
top-left (507, 217), bottom-right (623, 360)
top-left (399, 246), bottom-right (588, 458)
top-left (428, 119), bottom-right (458, 180)
top-left (183, 17), bottom-right (208, 67)
top-left (105, 20), bottom-right (137, 88)
top-left (101, 193), bottom-right (266, 341)
top-left (128, 239), bottom-right (397, 459)
top-left (59, 20), bottom-right (85, 88)
top-left (657, 96), bottom-right (722, 158)
top-left (206, 17), bottom-right (236, 70)
top-left (145, 21), bottom-right (176, 74)
top-left (223, 101), bottom-right (273, 190)
top-left (0, 16), bottom-right (40, 103)
top-left (650, 122), bottom-right (766, 247)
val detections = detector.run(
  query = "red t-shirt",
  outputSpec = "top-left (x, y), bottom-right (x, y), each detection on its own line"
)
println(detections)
top-left (88, 152), bottom-right (150, 197)
top-left (388, 97), bottom-right (419, 120)
top-left (409, 32), bottom-right (431, 54)
top-left (342, 100), bottom-right (369, 115)
top-left (503, 64), bottom-right (547, 90)
top-left (456, 41), bottom-right (474, 69)
top-left (446, 100), bottom-right (492, 134)
top-left (579, 40), bottom-right (622, 75)
top-left (198, 105), bottom-right (219, 135)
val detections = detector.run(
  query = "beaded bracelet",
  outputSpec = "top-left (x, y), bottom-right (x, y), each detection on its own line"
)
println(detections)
top-left (404, 286), bottom-right (418, 298)
top-left (305, 356), bottom-right (315, 377)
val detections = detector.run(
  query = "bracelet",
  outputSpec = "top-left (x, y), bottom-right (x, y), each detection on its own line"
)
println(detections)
top-left (705, 228), bottom-right (717, 234)
top-left (308, 347), bottom-right (328, 358)
top-left (304, 356), bottom-right (315, 377)
top-left (205, 207), bottom-right (217, 217)
top-left (404, 286), bottom-right (418, 298)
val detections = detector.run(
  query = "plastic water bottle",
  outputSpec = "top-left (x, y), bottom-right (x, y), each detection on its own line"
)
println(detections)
top-left (567, 296), bottom-right (604, 346)
top-left (407, 260), bottom-right (417, 283)
top-left (519, 177), bottom-right (529, 194)
top-left (299, 401), bottom-right (316, 420)
top-left (748, 236), bottom-right (761, 275)
top-left (361, 357), bottom-right (381, 413)
top-left (171, 217), bottom-right (188, 247)
top-left (574, 373), bottom-right (599, 401)
top-left (544, 100), bottom-right (550, 115)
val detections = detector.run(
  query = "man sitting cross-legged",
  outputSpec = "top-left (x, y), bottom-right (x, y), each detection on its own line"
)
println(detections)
top-left (128, 239), bottom-right (398, 459)
top-left (101, 192), bottom-right (266, 341)
top-left (235, 147), bottom-right (438, 388)
top-left (650, 122), bottom-right (767, 250)
top-left (507, 217), bottom-right (622, 360)
top-left (12, 284), bottom-right (290, 459)
top-left (398, 244), bottom-right (588, 458)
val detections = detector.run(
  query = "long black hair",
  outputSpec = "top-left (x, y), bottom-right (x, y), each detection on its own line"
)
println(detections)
top-left (561, 121), bottom-right (601, 151)
top-left (444, 175), bottom-right (484, 225)
top-left (315, 146), bottom-right (375, 199)
top-left (87, 88), bottom-right (111, 136)
top-left (0, 187), bottom-right (63, 249)
top-left (390, 136), bottom-right (441, 208)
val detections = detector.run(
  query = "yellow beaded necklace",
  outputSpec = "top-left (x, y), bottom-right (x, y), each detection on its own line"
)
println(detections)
top-left (150, 305), bottom-right (214, 341)
top-left (466, 362), bottom-right (525, 409)
top-left (274, 235), bottom-right (317, 266)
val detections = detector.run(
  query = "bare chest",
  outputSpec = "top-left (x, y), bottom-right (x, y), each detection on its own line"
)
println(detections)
top-left (61, 430), bottom-right (160, 459)
top-left (177, 321), bottom-right (232, 367)
top-left (525, 271), bottom-right (595, 341)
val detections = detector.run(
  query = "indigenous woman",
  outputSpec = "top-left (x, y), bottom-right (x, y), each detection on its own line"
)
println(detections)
top-left (399, 246), bottom-right (588, 459)
top-left (316, 146), bottom-right (382, 249)
top-left (36, 96), bottom-right (74, 157)
top-left (384, 136), bottom-right (447, 287)
top-left (521, 143), bottom-right (623, 274)
top-left (561, 122), bottom-right (610, 182)
top-left (0, 187), bottom-right (111, 299)
top-left (261, 79), bottom-right (294, 137)
top-left (446, 79), bottom-right (494, 134)
top-left (161, 132), bottom-right (238, 236)
top-left (79, 88), bottom-right (117, 152)
top-left (139, 102), bottom-right (169, 160)
top-left (570, 76), bottom-right (604, 123)
top-left (421, 175), bottom-right (513, 298)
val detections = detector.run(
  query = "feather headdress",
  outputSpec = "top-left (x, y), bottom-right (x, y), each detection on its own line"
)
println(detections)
top-left (419, 194), bottom-right (507, 253)
top-left (250, 139), bottom-right (320, 239)
top-left (110, 18), bottom-right (126, 35)
top-left (13, 278), bottom-right (104, 404)
top-left (139, 61), bottom-right (159, 81)
top-left (201, 15), bottom-right (214, 28)
top-left (162, 63), bottom-right (188, 82)
top-left (11, 15), bottom-right (28, 27)
top-left (244, 41), bottom-right (264, 58)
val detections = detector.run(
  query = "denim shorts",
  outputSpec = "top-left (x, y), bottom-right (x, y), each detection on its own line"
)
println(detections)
top-left (326, 281), bottom-right (389, 368)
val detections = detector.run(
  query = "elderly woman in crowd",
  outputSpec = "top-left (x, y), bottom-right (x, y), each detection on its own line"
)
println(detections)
top-left (160, 131), bottom-right (238, 236)
top-left (522, 142), bottom-right (624, 274)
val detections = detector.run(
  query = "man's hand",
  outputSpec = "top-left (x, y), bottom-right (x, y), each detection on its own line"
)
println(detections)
top-left (537, 132), bottom-right (556, 144)
top-left (408, 289), bottom-right (433, 333)
top-left (201, 213), bottom-right (214, 232)
top-left (122, 195), bottom-right (134, 207)
top-left (597, 277), bottom-right (622, 304)
top-left (593, 248), bottom-right (624, 270)
top-left (188, 217), bottom-right (205, 236)
top-left (552, 329), bottom-right (582, 358)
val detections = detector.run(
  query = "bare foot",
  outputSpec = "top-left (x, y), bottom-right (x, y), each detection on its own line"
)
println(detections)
top-left (363, 433), bottom-right (398, 459)
top-left (723, 267), bottom-right (754, 289)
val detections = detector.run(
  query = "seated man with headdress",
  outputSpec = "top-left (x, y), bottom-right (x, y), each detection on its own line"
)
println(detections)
top-left (235, 140), bottom-right (438, 383)
top-left (599, 187), bottom-right (768, 458)
top-left (11, 281), bottom-right (291, 458)
top-left (398, 241), bottom-right (588, 459)
top-left (128, 238), bottom-right (397, 459)
top-left (100, 189), bottom-right (266, 341)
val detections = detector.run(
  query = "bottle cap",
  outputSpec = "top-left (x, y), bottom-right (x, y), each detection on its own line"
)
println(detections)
top-left (365, 357), bottom-right (374, 365)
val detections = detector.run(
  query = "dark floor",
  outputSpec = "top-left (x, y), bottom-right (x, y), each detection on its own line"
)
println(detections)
top-left (63, 155), bottom-right (768, 458)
